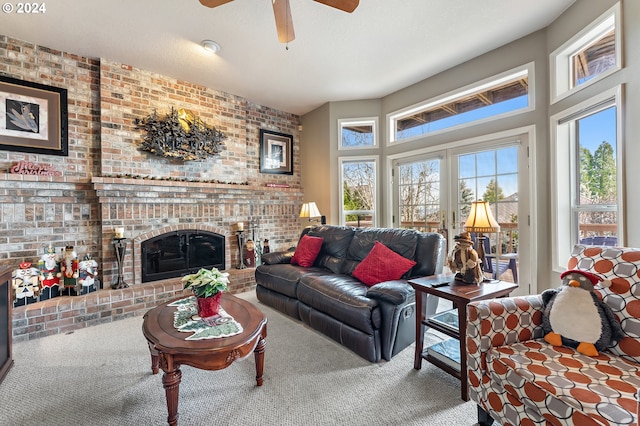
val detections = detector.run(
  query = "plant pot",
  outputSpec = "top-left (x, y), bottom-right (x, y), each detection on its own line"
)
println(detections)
top-left (196, 291), bottom-right (223, 318)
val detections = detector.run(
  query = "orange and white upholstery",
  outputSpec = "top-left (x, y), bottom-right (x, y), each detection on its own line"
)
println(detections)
top-left (467, 245), bottom-right (640, 426)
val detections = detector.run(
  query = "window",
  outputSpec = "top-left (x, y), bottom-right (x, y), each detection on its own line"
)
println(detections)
top-left (388, 63), bottom-right (533, 143)
top-left (338, 118), bottom-right (377, 150)
top-left (340, 156), bottom-right (377, 227)
top-left (390, 131), bottom-right (530, 292)
top-left (550, 3), bottom-right (621, 103)
top-left (551, 87), bottom-right (622, 271)
top-left (397, 157), bottom-right (442, 232)
top-left (456, 146), bottom-right (519, 257)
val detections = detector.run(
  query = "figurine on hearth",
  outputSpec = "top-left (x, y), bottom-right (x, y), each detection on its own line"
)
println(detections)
top-left (38, 244), bottom-right (61, 300)
top-left (447, 231), bottom-right (483, 284)
top-left (78, 253), bottom-right (99, 295)
top-left (243, 239), bottom-right (256, 267)
top-left (60, 245), bottom-right (80, 296)
top-left (542, 269), bottom-right (624, 356)
top-left (12, 262), bottom-right (41, 307)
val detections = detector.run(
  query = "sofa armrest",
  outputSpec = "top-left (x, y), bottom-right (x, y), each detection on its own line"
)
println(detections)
top-left (261, 250), bottom-right (294, 265)
top-left (366, 280), bottom-right (413, 305)
top-left (367, 280), bottom-right (416, 360)
top-left (467, 295), bottom-right (545, 376)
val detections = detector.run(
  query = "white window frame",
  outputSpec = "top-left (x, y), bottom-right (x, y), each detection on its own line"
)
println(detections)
top-left (386, 62), bottom-right (534, 145)
top-left (550, 86), bottom-right (624, 272)
top-left (338, 155), bottom-right (378, 227)
top-left (550, 3), bottom-right (621, 104)
top-left (338, 117), bottom-right (378, 150)
top-left (386, 126), bottom-right (536, 296)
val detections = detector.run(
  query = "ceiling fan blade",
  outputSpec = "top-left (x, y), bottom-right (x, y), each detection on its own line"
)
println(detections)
top-left (199, 0), bottom-right (234, 8)
top-left (272, 0), bottom-right (295, 43)
top-left (313, 0), bottom-right (359, 13)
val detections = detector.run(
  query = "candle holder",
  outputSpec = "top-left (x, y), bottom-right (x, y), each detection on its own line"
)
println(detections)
top-left (250, 218), bottom-right (262, 267)
top-left (236, 230), bottom-right (246, 269)
top-left (112, 237), bottom-right (129, 289)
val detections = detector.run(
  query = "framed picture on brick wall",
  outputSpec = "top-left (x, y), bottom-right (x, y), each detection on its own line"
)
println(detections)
top-left (0, 76), bottom-right (68, 156)
top-left (259, 129), bottom-right (293, 175)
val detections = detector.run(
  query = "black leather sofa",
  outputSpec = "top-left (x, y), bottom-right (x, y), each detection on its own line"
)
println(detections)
top-left (255, 225), bottom-right (446, 362)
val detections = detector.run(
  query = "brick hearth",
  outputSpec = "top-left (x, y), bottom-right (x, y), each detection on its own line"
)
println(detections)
top-left (11, 268), bottom-right (256, 342)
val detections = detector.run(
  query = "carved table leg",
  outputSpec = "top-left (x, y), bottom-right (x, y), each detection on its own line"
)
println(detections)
top-left (147, 342), bottom-right (159, 375)
top-left (254, 336), bottom-right (266, 386)
top-left (162, 368), bottom-right (182, 426)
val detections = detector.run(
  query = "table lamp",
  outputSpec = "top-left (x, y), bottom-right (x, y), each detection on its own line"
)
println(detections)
top-left (463, 200), bottom-right (500, 280)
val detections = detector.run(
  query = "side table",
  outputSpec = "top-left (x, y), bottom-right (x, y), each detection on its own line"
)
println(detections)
top-left (409, 275), bottom-right (518, 401)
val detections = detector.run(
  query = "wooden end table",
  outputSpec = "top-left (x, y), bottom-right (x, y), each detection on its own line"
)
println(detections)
top-left (142, 293), bottom-right (267, 426)
top-left (409, 275), bottom-right (517, 401)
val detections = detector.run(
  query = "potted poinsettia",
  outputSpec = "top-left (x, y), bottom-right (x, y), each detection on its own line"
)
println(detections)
top-left (182, 267), bottom-right (229, 318)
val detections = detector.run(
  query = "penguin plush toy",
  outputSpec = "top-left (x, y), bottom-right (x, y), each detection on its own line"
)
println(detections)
top-left (542, 269), bottom-right (624, 356)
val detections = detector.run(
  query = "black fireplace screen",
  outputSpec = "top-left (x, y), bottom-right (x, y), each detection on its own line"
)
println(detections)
top-left (141, 230), bottom-right (225, 283)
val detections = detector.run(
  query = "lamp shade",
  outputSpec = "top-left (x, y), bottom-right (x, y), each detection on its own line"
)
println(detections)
top-left (464, 201), bottom-right (500, 233)
top-left (300, 202), bottom-right (321, 219)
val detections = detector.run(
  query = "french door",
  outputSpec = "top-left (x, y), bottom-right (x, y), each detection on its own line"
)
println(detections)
top-left (394, 133), bottom-right (531, 296)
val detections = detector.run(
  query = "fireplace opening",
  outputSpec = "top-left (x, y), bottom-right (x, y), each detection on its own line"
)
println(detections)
top-left (141, 230), bottom-right (225, 283)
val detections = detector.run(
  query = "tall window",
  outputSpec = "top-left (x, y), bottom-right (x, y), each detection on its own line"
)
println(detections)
top-left (550, 3), bottom-right (620, 103)
top-left (575, 107), bottom-right (617, 242)
top-left (388, 63), bottom-right (532, 143)
top-left (340, 157), bottom-right (377, 227)
top-left (398, 158), bottom-right (441, 232)
top-left (551, 87), bottom-right (622, 270)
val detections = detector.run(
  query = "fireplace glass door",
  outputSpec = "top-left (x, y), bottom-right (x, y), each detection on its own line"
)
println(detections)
top-left (142, 231), bottom-right (224, 283)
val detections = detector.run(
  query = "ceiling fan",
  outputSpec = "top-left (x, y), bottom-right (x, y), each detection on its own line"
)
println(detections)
top-left (199, 0), bottom-right (359, 43)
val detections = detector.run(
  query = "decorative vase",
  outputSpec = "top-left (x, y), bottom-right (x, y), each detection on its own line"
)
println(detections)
top-left (196, 291), bottom-right (223, 318)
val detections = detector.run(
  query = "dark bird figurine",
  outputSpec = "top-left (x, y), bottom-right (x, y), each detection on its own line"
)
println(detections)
top-left (542, 269), bottom-right (624, 356)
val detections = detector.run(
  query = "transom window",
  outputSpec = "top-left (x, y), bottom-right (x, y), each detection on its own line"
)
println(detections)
top-left (388, 63), bottom-right (532, 143)
top-left (338, 118), bottom-right (377, 150)
top-left (550, 3), bottom-right (620, 103)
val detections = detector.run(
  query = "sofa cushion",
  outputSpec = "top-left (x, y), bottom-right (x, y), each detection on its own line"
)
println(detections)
top-left (352, 242), bottom-right (416, 286)
top-left (569, 245), bottom-right (640, 364)
top-left (291, 235), bottom-right (323, 267)
top-left (342, 227), bottom-right (419, 275)
top-left (296, 273), bottom-right (381, 334)
top-left (255, 264), bottom-right (325, 298)
top-left (486, 340), bottom-right (640, 425)
top-left (306, 225), bottom-right (355, 274)
top-left (409, 232), bottom-right (446, 278)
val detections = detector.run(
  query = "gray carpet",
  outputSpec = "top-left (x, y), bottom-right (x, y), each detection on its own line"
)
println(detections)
top-left (0, 291), bottom-right (483, 425)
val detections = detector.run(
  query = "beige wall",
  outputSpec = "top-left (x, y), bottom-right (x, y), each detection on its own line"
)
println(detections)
top-left (300, 0), bottom-right (636, 292)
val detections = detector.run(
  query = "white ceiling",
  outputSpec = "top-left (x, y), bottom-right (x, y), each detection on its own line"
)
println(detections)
top-left (0, 0), bottom-right (575, 115)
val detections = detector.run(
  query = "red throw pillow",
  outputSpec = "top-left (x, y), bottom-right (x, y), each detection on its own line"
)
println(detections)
top-left (290, 235), bottom-right (324, 267)
top-left (352, 241), bottom-right (417, 286)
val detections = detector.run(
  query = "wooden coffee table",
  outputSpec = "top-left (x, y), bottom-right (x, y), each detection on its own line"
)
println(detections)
top-left (142, 292), bottom-right (267, 426)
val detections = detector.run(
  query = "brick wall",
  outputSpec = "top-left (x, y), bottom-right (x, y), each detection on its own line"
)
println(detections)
top-left (0, 35), bottom-right (305, 340)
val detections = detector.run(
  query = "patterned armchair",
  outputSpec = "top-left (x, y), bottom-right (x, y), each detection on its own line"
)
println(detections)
top-left (467, 245), bottom-right (640, 426)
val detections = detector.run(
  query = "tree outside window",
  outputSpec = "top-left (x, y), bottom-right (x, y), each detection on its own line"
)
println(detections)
top-left (341, 158), bottom-right (376, 227)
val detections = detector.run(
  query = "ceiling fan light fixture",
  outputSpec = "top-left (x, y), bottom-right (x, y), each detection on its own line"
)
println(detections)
top-left (201, 40), bottom-right (221, 54)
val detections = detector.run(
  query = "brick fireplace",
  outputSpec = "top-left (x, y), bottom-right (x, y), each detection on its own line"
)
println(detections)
top-left (10, 176), bottom-right (303, 342)
top-left (1, 36), bottom-right (305, 342)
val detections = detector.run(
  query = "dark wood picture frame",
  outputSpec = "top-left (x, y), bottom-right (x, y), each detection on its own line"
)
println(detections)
top-left (0, 76), bottom-right (68, 156)
top-left (259, 129), bottom-right (293, 175)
